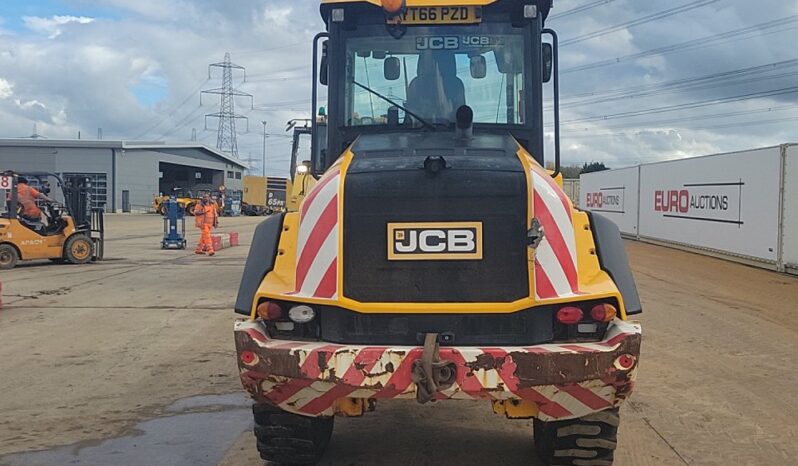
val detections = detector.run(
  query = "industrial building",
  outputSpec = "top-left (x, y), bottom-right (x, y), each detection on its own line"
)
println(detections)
top-left (0, 139), bottom-right (247, 212)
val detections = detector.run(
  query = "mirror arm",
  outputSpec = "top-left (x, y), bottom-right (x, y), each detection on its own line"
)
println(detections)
top-left (311, 32), bottom-right (329, 179)
top-left (542, 28), bottom-right (560, 179)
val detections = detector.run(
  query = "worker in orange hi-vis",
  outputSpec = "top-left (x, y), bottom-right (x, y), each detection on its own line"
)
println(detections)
top-left (193, 194), bottom-right (219, 256)
top-left (15, 176), bottom-right (57, 228)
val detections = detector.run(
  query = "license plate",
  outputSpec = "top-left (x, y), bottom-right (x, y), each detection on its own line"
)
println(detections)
top-left (387, 6), bottom-right (482, 25)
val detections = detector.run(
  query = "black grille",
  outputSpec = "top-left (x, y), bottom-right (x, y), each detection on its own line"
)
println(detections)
top-left (342, 152), bottom-right (529, 303)
top-left (319, 306), bottom-right (554, 346)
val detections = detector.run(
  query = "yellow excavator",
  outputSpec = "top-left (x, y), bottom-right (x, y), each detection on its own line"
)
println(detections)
top-left (1, 172), bottom-right (104, 269)
top-left (234, 1), bottom-right (642, 465)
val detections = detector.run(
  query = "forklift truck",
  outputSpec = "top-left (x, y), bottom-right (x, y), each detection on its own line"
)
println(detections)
top-left (1, 171), bottom-right (104, 269)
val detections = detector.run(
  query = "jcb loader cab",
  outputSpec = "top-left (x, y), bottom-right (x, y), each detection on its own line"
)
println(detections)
top-left (235, 1), bottom-right (642, 464)
top-left (1, 171), bottom-right (104, 270)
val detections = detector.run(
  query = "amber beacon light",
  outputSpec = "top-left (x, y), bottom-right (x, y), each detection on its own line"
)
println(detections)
top-left (382, 0), bottom-right (406, 14)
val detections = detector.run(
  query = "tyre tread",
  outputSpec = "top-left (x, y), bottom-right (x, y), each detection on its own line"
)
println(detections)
top-left (252, 404), bottom-right (333, 465)
top-left (534, 408), bottom-right (620, 466)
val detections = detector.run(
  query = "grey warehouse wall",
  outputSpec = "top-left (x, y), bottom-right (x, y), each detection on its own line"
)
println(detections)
top-left (1, 143), bottom-right (245, 213)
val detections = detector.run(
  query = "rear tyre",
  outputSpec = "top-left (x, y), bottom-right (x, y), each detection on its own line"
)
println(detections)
top-left (0, 244), bottom-right (19, 270)
top-left (183, 203), bottom-right (195, 216)
top-left (533, 408), bottom-right (619, 466)
top-left (64, 235), bottom-right (93, 265)
top-left (252, 403), bottom-right (334, 465)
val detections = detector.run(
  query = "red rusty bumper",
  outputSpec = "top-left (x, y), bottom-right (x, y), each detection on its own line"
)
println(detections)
top-left (234, 319), bottom-right (642, 421)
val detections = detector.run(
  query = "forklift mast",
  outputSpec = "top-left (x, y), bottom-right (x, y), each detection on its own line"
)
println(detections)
top-left (63, 175), bottom-right (93, 230)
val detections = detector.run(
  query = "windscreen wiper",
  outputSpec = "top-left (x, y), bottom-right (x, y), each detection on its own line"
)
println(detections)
top-left (352, 80), bottom-right (436, 131)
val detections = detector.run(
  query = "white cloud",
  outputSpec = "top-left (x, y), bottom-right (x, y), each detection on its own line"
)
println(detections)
top-left (260, 6), bottom-right (293, 27)
top-left (0, 0), bottom-right (795, 173)
top-left (0, 78), bottom-right (13, 99)
top-left (23, 15), bottom-right (95, 39)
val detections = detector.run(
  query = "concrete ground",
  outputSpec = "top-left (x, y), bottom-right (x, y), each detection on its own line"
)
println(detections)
top-left (1, 214), bottom-right (797, 466)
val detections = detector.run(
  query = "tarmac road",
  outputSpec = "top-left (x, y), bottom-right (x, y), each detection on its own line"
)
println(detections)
top-left (1, 214), bottom-right (797, 466)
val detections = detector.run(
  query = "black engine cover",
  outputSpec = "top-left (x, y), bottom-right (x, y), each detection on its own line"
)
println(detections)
top-left (342, 133), bottom-right (529, 303)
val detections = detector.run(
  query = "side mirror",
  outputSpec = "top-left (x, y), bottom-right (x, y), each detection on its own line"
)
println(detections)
top-left (470, 55), bottom-right (487, 79)
top-left (320, 40), bottom-right (329, 86)
top-left (542, 43), bottom-right (553, 83)
top-left (384, 57), bottom-right (401, 80)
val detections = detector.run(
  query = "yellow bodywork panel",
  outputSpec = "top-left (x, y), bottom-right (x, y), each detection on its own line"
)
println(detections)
top-left (333, 398), bottom-right (373, 417)
top-left (251, 144), bottom-right (628, 319)
top-left (286, 173), bottom-right (318, 213)
top-left (0, 217), bottom-right (78, 260)
top-left (285, 179), bottom-right (296, 212)
top-left (492, 399), bottom-right (539, 419)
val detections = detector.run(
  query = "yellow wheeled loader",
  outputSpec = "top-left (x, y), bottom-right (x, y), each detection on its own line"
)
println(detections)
top-left (285, 117), bottom-right (325, 212)
top-left (234, 1), bottom-right (642, 465)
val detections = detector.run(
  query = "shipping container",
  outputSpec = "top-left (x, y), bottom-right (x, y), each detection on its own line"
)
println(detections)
top-left (579, 167), bottom-right (639, 237)
top-left (783, 144), bottom-right (798, 274)
top-left (638, 147), bottom-right (782, 265)
top-left (578, 144), bottom-right (796, 275)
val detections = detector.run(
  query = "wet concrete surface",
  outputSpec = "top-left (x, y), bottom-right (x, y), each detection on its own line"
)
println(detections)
top-left (0, 395), bottom-right (253, 466)
top-left (4, 215), bottom-right (798, 465)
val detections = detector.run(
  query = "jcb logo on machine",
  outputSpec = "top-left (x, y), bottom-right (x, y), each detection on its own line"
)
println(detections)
top-left (387, 222), bottom-right (482, 261)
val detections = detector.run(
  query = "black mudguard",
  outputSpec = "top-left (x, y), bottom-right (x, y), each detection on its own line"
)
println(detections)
top-left (234, 213), bottom-right (285, 316)
top-left (586, 212), bottom-right (642, 315)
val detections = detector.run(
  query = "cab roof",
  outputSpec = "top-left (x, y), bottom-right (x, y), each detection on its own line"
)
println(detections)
top-left (321, 0), bottom-right (499, 6)
top-left (319, 0), bottom-right (552, 20)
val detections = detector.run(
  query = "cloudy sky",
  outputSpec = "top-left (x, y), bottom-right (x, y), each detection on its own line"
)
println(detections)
top-left (0, 0), bottom-right (796, 175)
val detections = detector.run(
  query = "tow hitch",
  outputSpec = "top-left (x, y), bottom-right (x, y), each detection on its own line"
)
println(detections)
top-left (412, 333), bottom-right (457, 403)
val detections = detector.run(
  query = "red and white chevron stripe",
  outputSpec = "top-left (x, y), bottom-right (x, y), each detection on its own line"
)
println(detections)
top-left (531, 169), bottom-right (580, 300)
top-left (236, 320), bottom-right (641, 420)
top-left (291, 168), bottom-right (341, 299)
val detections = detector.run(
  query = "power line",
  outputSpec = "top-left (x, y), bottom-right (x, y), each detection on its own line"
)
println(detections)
top-left (549, 0), bottom-right (616, 21)
top-left (232, 41), bottom-right (306, 58)
top-left (562, 16), bottom-right (798, 74)
top-left (553, 60), bottom-right (798, 109)
top-left (560, 58), bottom-right (798, 101)
top-left (557, 85), bottom-right (798, 125)
top-left (246, 65), bottom-right (309, 79)
top-left (561, 102), bottom-right (798, 134)
top-left (132, 77), bottom-right (208, 140)
top-left (159, 104), bottom-right (207, 140)
top-left (561, 112), bottom-right (798, 139)
top-left (689, 113), bottom-right (798, 131)
top-left (561, 0), bottom-right (721, 47)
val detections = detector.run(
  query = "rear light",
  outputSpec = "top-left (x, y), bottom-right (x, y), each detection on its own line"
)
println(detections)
top-left (256, 301), bottom-right (283, 320)
top-left (288, 305), bottom-right (316, 323)
top-left (240, 350), bottom-right (258, 365)
top-left (591, 303), bottom-right (617, 322)
top-left (556, 306), bottom-right (583, 325)
top-left (614, 354), bottom-right (636, 371)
